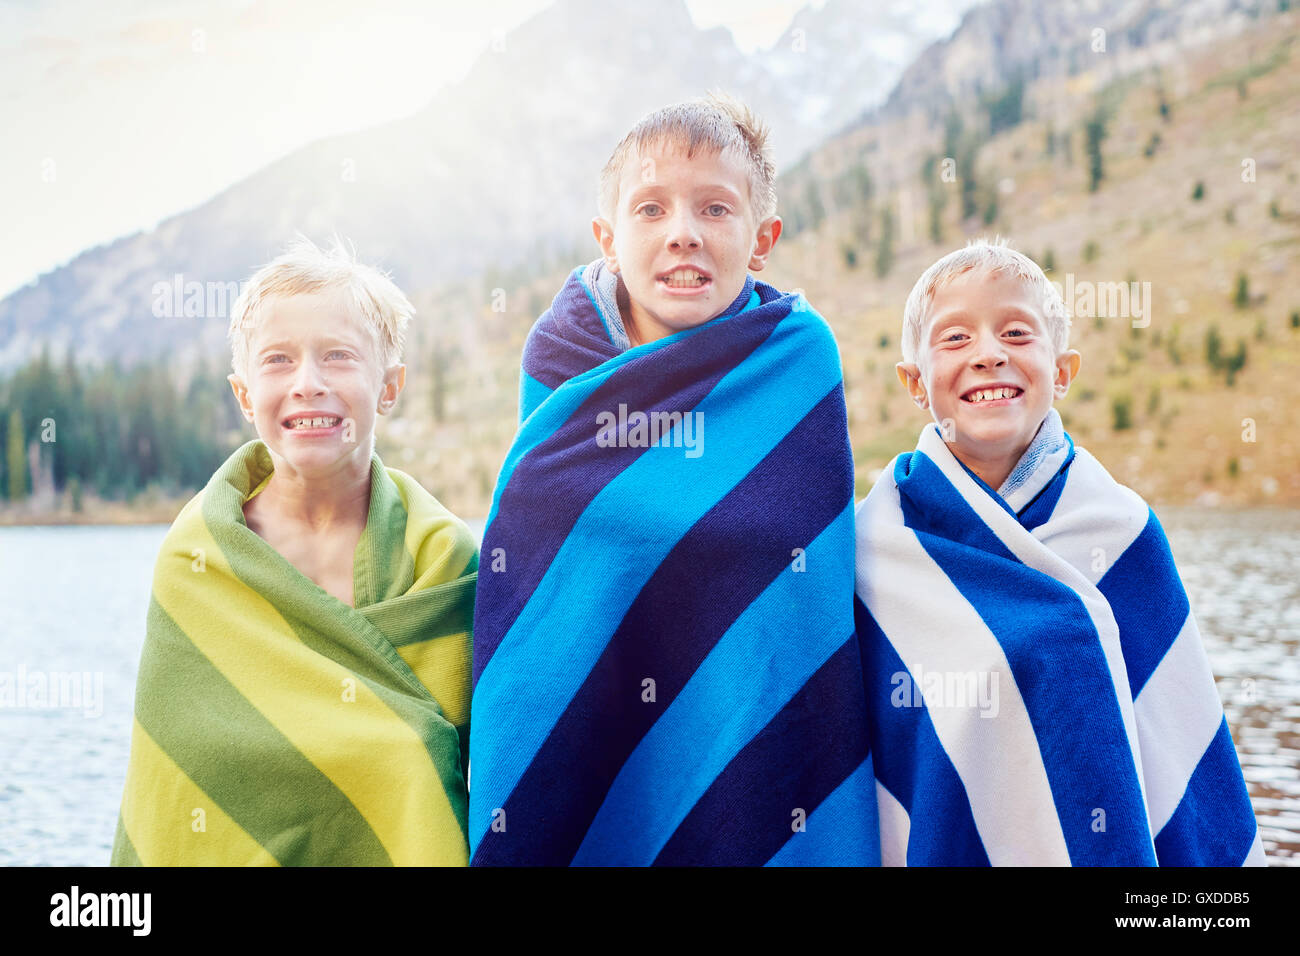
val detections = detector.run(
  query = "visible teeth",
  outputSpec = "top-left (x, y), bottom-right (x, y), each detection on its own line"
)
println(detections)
top-left (288, 417), bottom-right (339, 429)
top-left (967, 388), bottom-right (1019, 403)
top-left (662, 269), bottom-right (706, 288)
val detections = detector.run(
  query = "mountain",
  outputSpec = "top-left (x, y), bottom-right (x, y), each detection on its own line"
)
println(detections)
top-left (758, 0), bottom-right (974, 135)
top-left (5, 0), bottom-right (1297, 515)
top-left (0, 0), bottom-right (969, 373)
top-left (878, 0), bottom-right (1276, 122)
top-left (754, 0), bottom-right (1300, 508)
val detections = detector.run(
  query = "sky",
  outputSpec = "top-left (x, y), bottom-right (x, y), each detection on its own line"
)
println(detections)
top-left (0, 0), bottom-right (921, 299)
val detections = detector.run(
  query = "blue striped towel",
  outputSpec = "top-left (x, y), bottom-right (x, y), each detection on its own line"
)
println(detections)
top-left (468, 264), bottom-right (880, 866)
top-left (854, 410), bottom-right (1266, 866)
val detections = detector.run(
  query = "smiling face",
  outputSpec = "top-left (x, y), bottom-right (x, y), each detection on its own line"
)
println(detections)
top-left (227, 290), bottom-right (404, 483)
top-left (591, 141), bottom-right (781, 346)
top-left (896, 268), bottom-right (1081, 489)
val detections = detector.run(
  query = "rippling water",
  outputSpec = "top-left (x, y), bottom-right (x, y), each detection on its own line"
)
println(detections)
top-left (1160, 508), bottom-right (1300, 866)
top-left (0, 525), bottom-right (163, 867)
top-left (1, 511), bottom-right (1296, 865)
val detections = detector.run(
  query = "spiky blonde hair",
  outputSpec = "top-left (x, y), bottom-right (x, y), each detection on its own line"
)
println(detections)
top-left (901, 236), bottom-right (1071, 365)
top-left (227, 235), bottom-right (413, 377)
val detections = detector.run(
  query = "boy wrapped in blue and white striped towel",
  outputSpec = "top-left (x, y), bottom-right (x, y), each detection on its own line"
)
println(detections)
top-left (856, 238), bottom-right (1265, 866)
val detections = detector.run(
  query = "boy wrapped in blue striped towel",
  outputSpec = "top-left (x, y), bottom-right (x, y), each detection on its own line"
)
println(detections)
top-left (469, 94), bottom-right (880, 866)
top-left (856, 238), bottom-right (1265, 865)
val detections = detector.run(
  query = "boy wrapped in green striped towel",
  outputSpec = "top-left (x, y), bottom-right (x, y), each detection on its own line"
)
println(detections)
top-left (111, 238), bottom-right (476, 866)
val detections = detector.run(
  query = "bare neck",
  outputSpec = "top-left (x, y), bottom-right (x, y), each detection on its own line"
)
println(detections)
top-left (252, 458), bottom-right (372, 533)
top-left (957, 454), bottom-right (1017, 493)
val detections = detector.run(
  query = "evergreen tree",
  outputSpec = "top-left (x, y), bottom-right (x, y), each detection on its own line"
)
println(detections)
top-left (1206, 324), bottom-right (1223, 369)
top-left (6, 408), bottom-right (24, 501)
top-left (1085, 112), bottom-right (1107, 192)
top-left (875, 207), bottom-right (895, 278)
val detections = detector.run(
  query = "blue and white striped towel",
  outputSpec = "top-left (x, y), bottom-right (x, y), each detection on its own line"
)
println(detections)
top-left (854, 410), bottom-right (1265, 866)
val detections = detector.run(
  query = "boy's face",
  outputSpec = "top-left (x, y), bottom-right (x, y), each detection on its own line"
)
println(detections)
top-left (896, 269), bottom-right (1081, 483)
top-left (227, 290), bottom-right (404, 483)
top-left (591, 141), bottom-right (781, 346)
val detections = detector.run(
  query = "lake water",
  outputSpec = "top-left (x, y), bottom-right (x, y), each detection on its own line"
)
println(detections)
top-left (1, 511), bottom-right (1296, 866)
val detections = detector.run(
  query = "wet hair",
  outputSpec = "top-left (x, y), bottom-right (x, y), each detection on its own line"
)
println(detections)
top-left (598, 91), bottom-right (777, 223)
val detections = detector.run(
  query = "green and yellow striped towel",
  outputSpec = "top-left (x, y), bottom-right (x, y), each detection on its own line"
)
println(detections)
top-left (111, 440), bottom-right (476, 866)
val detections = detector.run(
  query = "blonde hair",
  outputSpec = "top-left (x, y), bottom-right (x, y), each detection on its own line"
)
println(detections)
top-left (901, 236), bottom-right (1070, 365)
top-left (228, 235), bottom-right (413, 377)
top-left (598, 91), bottom-right (777, 223)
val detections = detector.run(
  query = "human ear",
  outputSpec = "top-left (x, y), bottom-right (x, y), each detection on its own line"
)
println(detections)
top-left (377, 364), bottom-right (406, 415)
top-left (228, 373), bottom-right (255, 423)
top-left (591, 217), bottom-right (619, 274)
top-left (896, 362), bottom-right (929, 409)
top-left (748, 216), bottom-right (783, 271)
top-left (1053, 350), bottom-right (1082, 397)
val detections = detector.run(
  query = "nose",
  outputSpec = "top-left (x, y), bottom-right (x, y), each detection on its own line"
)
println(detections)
top-left (291, 356), bottom-right (328, 398)
top-left (666, 209), bottom-right (702, 252)
top-left (970, 330), bottom-right (1008, 370)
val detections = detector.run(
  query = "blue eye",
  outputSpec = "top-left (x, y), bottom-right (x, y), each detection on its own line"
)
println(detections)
top-left (706, 204), bottom-right (728, 216)
top-left (639, 203), bottom-right (663, 217)
top-left (267, 354), bottom-right (289, 364)
top-left (326, 350), bottom-right (351, 360)
top-left (1005, 328), bottom-right (1029, 338)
